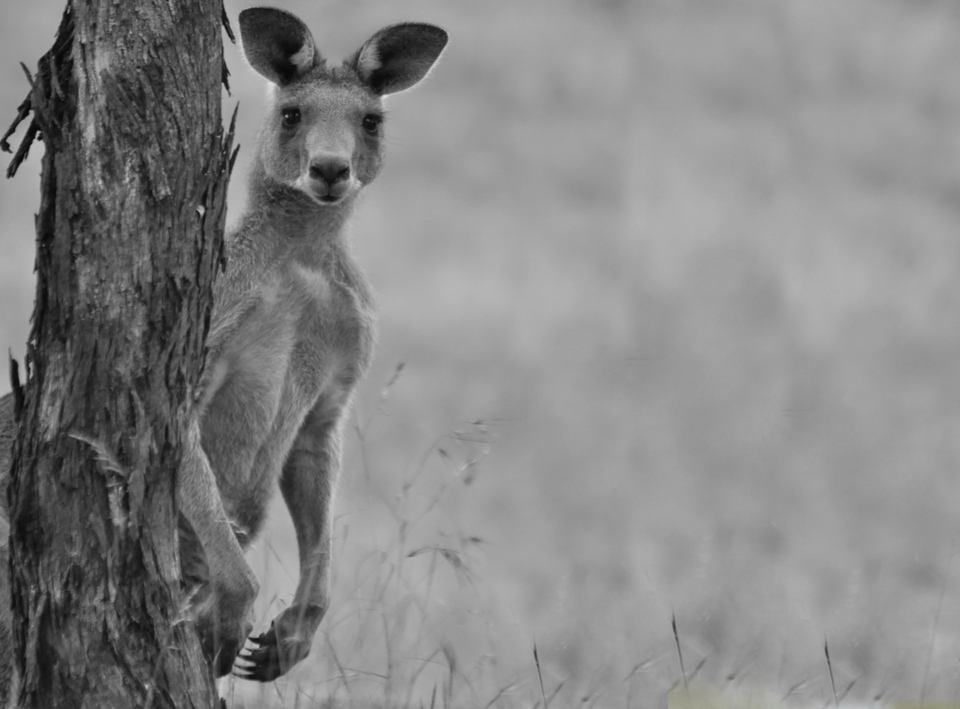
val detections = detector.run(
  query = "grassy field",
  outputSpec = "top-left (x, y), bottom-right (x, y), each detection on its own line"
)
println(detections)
top-left (5, 0), bottom-right (960, 706)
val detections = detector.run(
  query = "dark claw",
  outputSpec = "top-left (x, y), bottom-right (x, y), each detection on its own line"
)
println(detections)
top-left (232, 625), bottom-right (283, 682)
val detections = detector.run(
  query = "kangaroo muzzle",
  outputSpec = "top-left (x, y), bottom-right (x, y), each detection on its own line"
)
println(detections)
top-left (307, 156), bottom-right (352, 202)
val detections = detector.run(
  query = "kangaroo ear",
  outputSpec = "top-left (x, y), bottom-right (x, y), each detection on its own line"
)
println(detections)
top-left (350, 23), bottom-right (448, 96)
top-left (239, 8), bottom-right (320, 86)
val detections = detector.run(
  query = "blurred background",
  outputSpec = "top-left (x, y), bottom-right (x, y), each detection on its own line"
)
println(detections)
top-left (4, 0), bottom-right (960, 705)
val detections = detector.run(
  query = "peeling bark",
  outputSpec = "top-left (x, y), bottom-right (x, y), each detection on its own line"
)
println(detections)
top-left (4, 1), bottom-right (232, 706)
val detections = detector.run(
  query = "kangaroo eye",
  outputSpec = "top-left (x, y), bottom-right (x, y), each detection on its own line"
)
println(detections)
top-left (281, 108), bottom-right (301, 128)
top-left (362, 114), bottom-right (382, 135)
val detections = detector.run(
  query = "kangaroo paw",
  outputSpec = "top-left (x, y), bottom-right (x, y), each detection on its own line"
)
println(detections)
top-left (234, 625), bottom-right (283, 682)
top-left (197, 604), bottom-right (254, 677)
top-left (193, 575), bottom-right (257, 677)
top-left (233, 604), bottom-right (324, 681)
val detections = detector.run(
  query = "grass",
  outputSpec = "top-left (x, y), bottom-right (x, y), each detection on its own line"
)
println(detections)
top-left (220, 363), bottom-right (960, 708)
top-left (221, 365), bottom-right (548, 708)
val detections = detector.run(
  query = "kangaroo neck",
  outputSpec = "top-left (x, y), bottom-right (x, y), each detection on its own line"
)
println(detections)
top-left (247, 164), bottom-right (356, 245)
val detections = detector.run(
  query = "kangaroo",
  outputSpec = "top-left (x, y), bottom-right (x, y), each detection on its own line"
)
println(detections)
top-left (0, 6), bottom-right (447, 687)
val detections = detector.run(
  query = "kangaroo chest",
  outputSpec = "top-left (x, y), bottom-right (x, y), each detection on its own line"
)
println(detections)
top-left (199, 259), bottom-right (374, 532)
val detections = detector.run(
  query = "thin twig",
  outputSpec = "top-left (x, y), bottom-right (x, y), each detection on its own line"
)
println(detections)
top-left (824, 638), bottom-right (838, 708)
top-left (672, 612), bottom-right (688, 692)
top-left (533, 643), bottom-right (548, 709)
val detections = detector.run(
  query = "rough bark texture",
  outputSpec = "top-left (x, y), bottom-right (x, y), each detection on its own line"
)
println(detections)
top-left (5, 0), bottom-right (232, 706)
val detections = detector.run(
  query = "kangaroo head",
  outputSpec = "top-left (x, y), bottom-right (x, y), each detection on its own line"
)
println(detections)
top-left (239, 8), bottom-right (447, 207)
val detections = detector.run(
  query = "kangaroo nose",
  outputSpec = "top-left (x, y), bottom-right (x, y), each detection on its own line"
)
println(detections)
top-left (309, 159), bottom-right (350, 186)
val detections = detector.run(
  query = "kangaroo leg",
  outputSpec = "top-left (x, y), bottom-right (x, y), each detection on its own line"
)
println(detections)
top-left (236, 404), bottom-right (341, 681)
top-left (180, 417), bottom-right (259, 676)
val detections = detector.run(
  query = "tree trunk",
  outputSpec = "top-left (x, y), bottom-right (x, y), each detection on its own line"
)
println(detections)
top-left (4, 0), bottom-right (232, 706)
